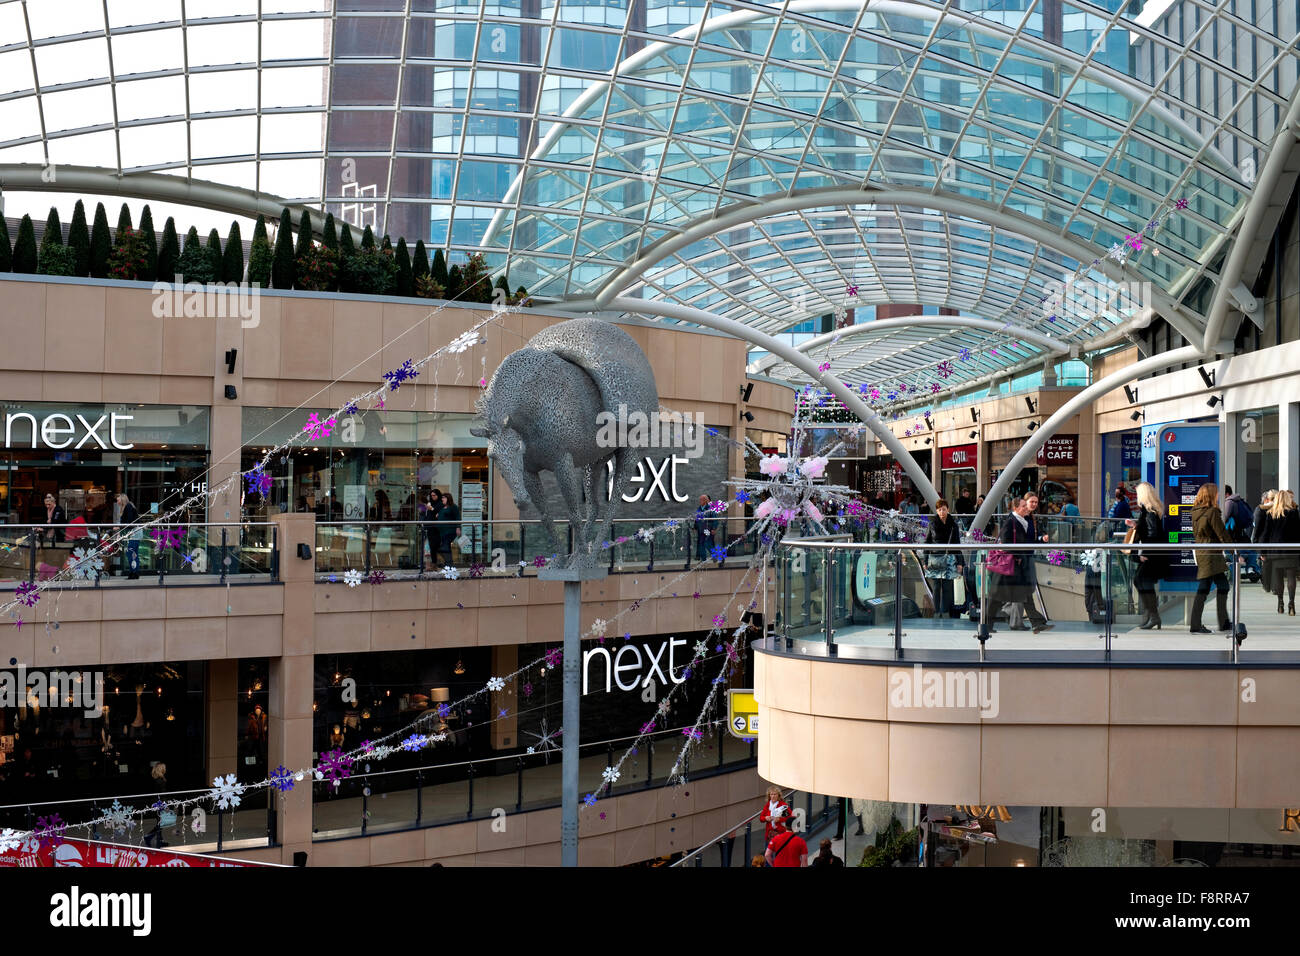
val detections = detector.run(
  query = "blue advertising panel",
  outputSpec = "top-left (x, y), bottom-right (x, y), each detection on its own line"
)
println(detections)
top-left (1157, 424), bottom-right (1220, 590)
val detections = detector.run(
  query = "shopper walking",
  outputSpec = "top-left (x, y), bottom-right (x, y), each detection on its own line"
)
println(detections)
top-left (694, 493), bottom-right (714, 562)
top-left (437, 492), bottom-right (461, 566)
top-left (116, 493), bottom-right (141, 579)
top-left (423, 490), bottom-right (444, 570)
top-left (759, 785), bottom-right (791, 845)
top-left (1260, 490), bottom-right (1300, 615)
top-left (764, 822), bottom-right (808, 868)
top-left (1189, 483), bottom-right (1234, 634)
top-left (810, 838), bottom-right (844, 867)
top-left (1253, 490), bottom-right (1276, 594)
top-left (1124, 481), bottom-right (1167, 629)
top-left (988, 497), bottom-right (1052, 633)
top-left (37, 493), bottom-right (66, 544)
top-left (924, 498), bottom-right (964, 619)
top-left (1108, 484), bottom-right (1132, 529)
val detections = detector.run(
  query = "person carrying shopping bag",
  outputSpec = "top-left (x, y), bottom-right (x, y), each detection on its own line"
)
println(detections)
top-left (924, 498), bottom-right (964, 619)
top-left (1124, 481), bottom-right (1168, 629)
top-left (986, 497), bottom-right (1052, 634)
top-left (1259, 489), bottom-right (1300, 615)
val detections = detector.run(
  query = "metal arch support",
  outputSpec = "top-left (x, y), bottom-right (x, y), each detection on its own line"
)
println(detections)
top-left (765, 314), bottom-right (1069, 375)
top-left (970, 344), bottom-right (1203, 532)
top-left (1201, 92), bottom-right (1300, 353)
top-left (597, 296), bottom-right (941, 507)
top-left (0, 164), bottom-right (361, 245)
top-left (584, 186), bottom-right (1207, 345)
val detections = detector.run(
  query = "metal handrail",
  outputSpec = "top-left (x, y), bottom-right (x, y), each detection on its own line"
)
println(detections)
top-left (780, 538), bottom-right (1298, 551)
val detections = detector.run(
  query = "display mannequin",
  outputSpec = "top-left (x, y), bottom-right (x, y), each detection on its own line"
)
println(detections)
top-left (130, 685), bottom-right (145, 738)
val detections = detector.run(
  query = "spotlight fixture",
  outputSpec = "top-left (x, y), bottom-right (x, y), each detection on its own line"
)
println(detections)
top-left (1207, 395), bottom-right (1221, 408)
top-left (970, 408), bottom-right (980, 423)
top-left (969, 430), bottom-right (978, 439)
top-left (740, 410), bottom-right (755, 423)
top-left (1027, 421), bottom-right (1039, 431)
top-left (1123, 384), bottom-right (1138, 404)
top-left (224, 348), bottom-right (238, 375)
top-left (925, 418), bottom-right (934, 431)
top-left (924, 437), bottom-right (932, 445)
top-left (224, 385), bottom-right (238, 400)
top-left (1025, 397), bottom-right (1038, 413)
top-left (1130, 410), bottom-right (1143, 422)
top-left (740, 382), bottom-right (754, 402)
top-left (1198, 366), bottom-right (1216, 388)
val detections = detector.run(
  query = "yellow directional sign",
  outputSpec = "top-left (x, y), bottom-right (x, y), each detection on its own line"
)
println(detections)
top-left (727, 689), bottom-right (758, 739)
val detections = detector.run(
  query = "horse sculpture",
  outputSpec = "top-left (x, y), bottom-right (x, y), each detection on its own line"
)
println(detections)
top-left (469, 318), bottom-right (659, 568)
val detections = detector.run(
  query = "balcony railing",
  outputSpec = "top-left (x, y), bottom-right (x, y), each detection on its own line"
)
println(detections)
top-left (774, 538), bottom-right (1300, 664)
top-left (0, 523), bottom-right (278, 585)
top-left (314, 518), bottom-right (762, 577)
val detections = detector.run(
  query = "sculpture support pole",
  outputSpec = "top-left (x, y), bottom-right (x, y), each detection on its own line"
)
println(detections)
top-left (561, 578), bottom-right (581, 867)
top-left (540, 562), bottom-right (607, 866)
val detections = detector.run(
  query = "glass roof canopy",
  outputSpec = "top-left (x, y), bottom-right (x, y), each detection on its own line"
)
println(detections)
top-left (0, 0), bottom-right (1295, 391)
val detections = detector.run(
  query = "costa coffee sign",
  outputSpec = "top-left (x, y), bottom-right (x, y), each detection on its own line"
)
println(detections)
top-left (1036, 435), bottom-right (1078, 465)
top-left (941, 444), bottom-right (977, 470)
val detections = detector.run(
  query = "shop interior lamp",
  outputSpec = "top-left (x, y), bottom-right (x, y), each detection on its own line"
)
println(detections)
top-left (453, 659), bottom-right (465, 675)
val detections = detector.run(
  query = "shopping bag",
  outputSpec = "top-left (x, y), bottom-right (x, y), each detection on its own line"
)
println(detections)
top-left (953, 575), bottom-right (966, 606)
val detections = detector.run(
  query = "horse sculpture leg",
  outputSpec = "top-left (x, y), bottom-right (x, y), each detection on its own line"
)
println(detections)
top-left (521, 469), bottom-right (559, 560)
top-left (588, 448), bottom-right (634, 567)
top-left (552, 454), bottom-right (587, 567)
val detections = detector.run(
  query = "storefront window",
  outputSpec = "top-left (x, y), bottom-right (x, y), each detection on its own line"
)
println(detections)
top-left (0, 403), bottom-right (210, 526)
top-left (1234, 409), bottom-right (1279, 507)
top-left (240, 408), bottom-right (489, 527)
top-left (1102, 430), bottom-right (1143, 507)
top-left (0, 661), bottom-right (206, 808)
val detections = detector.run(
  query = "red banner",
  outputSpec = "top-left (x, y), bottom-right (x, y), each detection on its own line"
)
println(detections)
top-left (941, 444), bottom-right (977, 470)
top-left (0, 836), bottom-right (269, 868)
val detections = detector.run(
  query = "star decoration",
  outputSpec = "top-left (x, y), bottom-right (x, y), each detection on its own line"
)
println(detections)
top-left (1175, 197), bottom-right (1189, 209)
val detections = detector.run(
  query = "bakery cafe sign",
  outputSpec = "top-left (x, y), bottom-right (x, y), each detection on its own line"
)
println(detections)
top-left (1035, 434), bottom-right (1077, 466)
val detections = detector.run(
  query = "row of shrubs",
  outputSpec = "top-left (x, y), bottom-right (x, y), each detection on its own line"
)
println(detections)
top-left (0, 201), bottom-right (531, 304)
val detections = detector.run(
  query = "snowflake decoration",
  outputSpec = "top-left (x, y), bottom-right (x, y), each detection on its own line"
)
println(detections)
top-left (545, 647), bottom-right (562, 670)
top-left (303, 412), bottom-right (337, 441)
top-left (344, 401), bottom-right (359, 416)
top-left (441, 565), bottom-right (459, 580)
top-left (148, 526), bottom-right (185, 550)
top-left (14, 582), bottom-right (38, 608)
top-left (666, 518), bottom-right (678, 529)
top-left (709, 545), bottom-right (727, 562)
top-left (936, 360), bottom-right (954, 379)
top-left (1047, 550), bottom-right (1067, 566)
top-left (487, 676), bottom-right (506, 692)
top-left (968, 528), bottom-right (985, 543)
top-left (1175, 197), bottom-right (1189, 210)
top-left (209, 773), bottom-right (245, 810)
top-left (1125, 234), bottom-right (1143, 252)
top-left (682, 728), bottom-right (703, 741)
top-left (601, 766), bottom-right (620, 785)
top-left (709, 499), bottom-right (728, 514)
top-left (712, 613), bottom-right (726, 628)
top-left (584, 793), bottom-right (598, 808)
top-left (958, 348), bottom-right (972, 362)
top-left (817, 361), bottom-right (831, 372)
top-left (1107, 242), bottom-right (1129, 264)
top-left (636, 527), bottom-right (655, 543)
top-left (0, 828), bottom-right (22, 854)
top-left (523, 718), bottom-right (562, 755)
top-left (468, 562), bottom-right (484, 578)
top-left (869, 388), bottom-right (880, 401)
top-left (532, 555), bottom-right (548, 568)
top-left (692, 591), bottom-right (701, 599)
top-left (343, 568), bottom-right (363, 587)
top-left (846, 284), bottom-right (859, 297)
top-left (640, 720), bottom-right (657, 735)
top-left (436, 702), bottom-right (450, 719)
top-left (522, 681), bottom-right (533, 697)
top-left (735, 489), bottom-right (751, 504)
top-left (68, 547), bottom-right (105, 580)
top-left (368, 569), bottom-right (386, 585)
top-left (35, 814), bottom-right (65, 850)
top-left (401, 734), bottom-right (427, 753)
top-left (270, 766), bottom-right (295, 792)
top-left (447, 330), bottom-right (483, 353)
top-left (1145, 218), bottom-right (1160, 234)
top-left (1079, 549), bottom-right (1105, 573)
top-left (591, 618), bottom-right (607, 636)
top-left (318, 749), bottom-right (355, 785)
top-left (244, 463), bottom-right (274, 496)
top-left (383, 358), bottom-right (420, 392)
top-left (930, 383), bottom-right (941, 393)
top-left (99, 799), bottom-right (134, 835)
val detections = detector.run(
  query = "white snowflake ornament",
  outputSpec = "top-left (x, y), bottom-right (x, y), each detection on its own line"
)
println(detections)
top-left (0, 828), bottom-right (22, 853)
top-left (602, 766), bottom-right (620, 785)
top-left (99, 799), bottom-right (135, 835)
top-left (69, 547), bottom-right (105, 581)
top-left (636, 527), bottom-right (654, 544)
top-left (487, 676), bottom-right (505, 692)
top-left (343, 569), bottom-right (363, 588)
top-left (591, 618), bottom-right (607, 637)
top-left (441, 565), bottom-right (459, 580)
top-left (209, 773), bottom-right (245, 810)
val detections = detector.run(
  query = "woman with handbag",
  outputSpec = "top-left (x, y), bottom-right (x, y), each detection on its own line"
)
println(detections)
top-left (1189, 483), bottom-right (1234, 633)
top-left (438, 492), bottom-right (462, 565)
top-left (986, 497), bottom-right (1052, 633)
top-left (1123, 481), bottom-right (1168, 629)
top-left (924, 498), bottom-right (964, 619)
